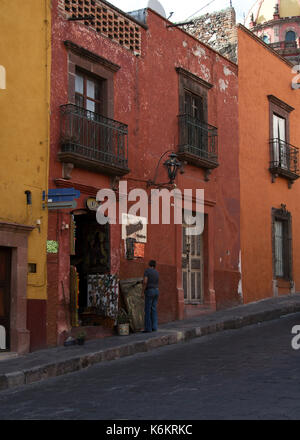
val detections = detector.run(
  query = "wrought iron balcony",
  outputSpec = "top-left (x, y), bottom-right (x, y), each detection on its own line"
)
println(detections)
top-left (269, 41), bottom-right (298, 50)
top-left (177, 114), bottom-right (219, 173)
top-left (269, 138), bottom-right (300, 187)
top-left (59, 104), bottom-right (129, 176)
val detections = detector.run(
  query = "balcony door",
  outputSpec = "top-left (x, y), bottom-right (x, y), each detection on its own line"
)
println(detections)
top-left (273, 114), bottom-right (287, 169)
top-left (0, 247), bottom-right (11, 350)
top-left (184, 91), bottom-right (204, 121)
top-left (184, 91), bottom-right (208, 158)
top-left (75, 71), bottom-right (103, 114)
top-left (182, 225), bottom-right (204, 303)
top-left (75, 71), bottom-right (113, 160)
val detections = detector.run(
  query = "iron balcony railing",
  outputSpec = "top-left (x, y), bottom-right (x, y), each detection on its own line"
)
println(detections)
top-left (269, 138), bottom-right (300, 179)
top-left (269, 41), bottom-right (298, 50)
top-left (178, 114), bottom-right (218, 168)
top-left (59, 104), bottom-right (129, 174)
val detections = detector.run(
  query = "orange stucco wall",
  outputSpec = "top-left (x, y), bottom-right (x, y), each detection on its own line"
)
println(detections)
top-left (238, 26), bottom-right (300, 303)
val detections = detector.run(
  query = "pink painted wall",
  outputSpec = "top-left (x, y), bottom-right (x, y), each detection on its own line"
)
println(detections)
top-left (254, 19), bottom-right (300, 44)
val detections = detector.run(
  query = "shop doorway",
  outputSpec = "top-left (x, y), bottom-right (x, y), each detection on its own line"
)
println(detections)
top-left (182, 225), bottom-right (204, 303)
top-left (0, 247), bottom-right (11, 350)
top-left (70, 212), bottom-right (110, 325)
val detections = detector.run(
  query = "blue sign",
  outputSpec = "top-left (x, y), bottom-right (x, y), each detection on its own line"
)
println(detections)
top-left (47, 188), bottom-right (81, 203)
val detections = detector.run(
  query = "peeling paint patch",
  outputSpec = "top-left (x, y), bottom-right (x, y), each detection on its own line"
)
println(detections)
top-left (200, 64), bottom-right (211, 81)
top-left (192, 45), bottom-right (207, 59)
top-left (183, 41), bottom-right (188, 48)
top-left (223, 66), bottom-right (233, 76)
top-left (219, 78), bottom-right (228, 92)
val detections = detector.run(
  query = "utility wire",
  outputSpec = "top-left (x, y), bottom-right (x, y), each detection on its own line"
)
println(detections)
top-left (184, 0), bottom-right (218, 22)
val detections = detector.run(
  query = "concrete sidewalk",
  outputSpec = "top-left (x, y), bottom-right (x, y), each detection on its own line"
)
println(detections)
top-left (1, 294), bottom-right (300, 391)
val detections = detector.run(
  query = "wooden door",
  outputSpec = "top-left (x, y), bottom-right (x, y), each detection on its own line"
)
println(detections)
top-left (0, 247), bottom-right (11, 350)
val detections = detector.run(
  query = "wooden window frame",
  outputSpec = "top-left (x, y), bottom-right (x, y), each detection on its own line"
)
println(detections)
top-left (268, 95), bottom-right (298, 187)
top-left (184, 90), bottom-right (204, 122)
top-left (75, 69), bottom-right (104, 115)
top-left (268, 95), bottom-right (294, 144)
top-left (176, 67), bottom-right (213, 123)
top-left (65, 41), bottom-right (121, 120)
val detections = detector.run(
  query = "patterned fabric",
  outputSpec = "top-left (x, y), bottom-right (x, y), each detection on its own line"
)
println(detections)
top-left (87, 274), bottom-right (119, 320)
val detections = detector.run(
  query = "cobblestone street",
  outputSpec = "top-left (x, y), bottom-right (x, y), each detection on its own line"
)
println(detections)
top-left (0, 313), bottom-right (299, 420)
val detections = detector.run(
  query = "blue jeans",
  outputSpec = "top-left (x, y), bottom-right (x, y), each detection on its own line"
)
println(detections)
top-left (144, 288), bottom-right (159, 332)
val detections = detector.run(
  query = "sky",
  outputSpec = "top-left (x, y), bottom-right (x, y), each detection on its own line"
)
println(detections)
top-left (107, 0), bottom-right (256, 24)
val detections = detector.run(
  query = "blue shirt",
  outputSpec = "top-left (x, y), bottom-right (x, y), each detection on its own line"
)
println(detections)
top-left (144, 268), bottom-right (159, 289)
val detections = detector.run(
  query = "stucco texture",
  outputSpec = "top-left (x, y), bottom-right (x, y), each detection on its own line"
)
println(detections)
top-left (238, 26), bottom-right (300, 303)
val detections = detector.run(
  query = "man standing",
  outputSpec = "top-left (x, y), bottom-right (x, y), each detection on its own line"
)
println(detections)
top-left (142, 260), bottom-right (159, 333)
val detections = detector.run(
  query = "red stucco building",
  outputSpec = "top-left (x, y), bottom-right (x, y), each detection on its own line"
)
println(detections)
top-left (45, 0), bottom-right (241, 349)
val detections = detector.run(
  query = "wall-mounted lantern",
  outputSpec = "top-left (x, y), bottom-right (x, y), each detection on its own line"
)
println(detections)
top-left (147, 151), bottom-right (183, 188)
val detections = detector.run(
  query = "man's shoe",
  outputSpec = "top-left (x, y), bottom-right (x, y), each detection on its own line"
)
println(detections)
top-left (142, 330), bottom-right (152, 333)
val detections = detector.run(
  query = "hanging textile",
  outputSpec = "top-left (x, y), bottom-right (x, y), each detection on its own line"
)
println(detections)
top-left (87, 274), bottom-right (119, 321)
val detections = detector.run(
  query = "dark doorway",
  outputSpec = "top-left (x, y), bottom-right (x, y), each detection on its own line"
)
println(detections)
top-left (0, 247), bottom-right (11, 350)
top-left (71, 212), bottom-right (110, 316)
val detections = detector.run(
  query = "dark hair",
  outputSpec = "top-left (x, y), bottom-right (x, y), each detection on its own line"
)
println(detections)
top-left (149, 260), bottom-right (156, 268)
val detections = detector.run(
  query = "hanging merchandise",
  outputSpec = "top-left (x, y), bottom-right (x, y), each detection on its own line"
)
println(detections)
top-left (134, 242), bottom-right (145, 258)
top-left (87, 274), bottom-right (119, 321)
top-left (70, 215), bottom-right (76, 256)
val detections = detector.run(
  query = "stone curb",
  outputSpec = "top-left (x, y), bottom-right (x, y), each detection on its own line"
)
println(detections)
top-left (1, 302), bottom-right (300, 392)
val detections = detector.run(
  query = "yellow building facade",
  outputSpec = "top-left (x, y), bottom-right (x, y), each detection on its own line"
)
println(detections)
top-left (0, 0), bottom-right (51, 353)
top-left (247, 0), bottom-right (300, 25)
